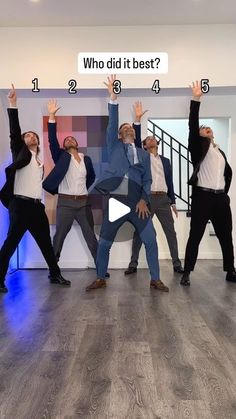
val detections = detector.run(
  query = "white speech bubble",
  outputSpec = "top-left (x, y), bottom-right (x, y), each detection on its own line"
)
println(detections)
top-left (78, 52), bottom-right (168, 74)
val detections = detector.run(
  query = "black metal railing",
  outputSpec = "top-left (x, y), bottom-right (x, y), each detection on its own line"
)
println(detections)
top-left (148, 120), bottom-right (192, 214)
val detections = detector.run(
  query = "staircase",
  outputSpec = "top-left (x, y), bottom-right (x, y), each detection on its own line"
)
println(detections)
top-left (147, 120), bottom-right (192, 215)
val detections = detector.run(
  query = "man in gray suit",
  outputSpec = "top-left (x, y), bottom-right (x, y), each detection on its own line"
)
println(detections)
top-left (125, 132), bottom-right (183, 275)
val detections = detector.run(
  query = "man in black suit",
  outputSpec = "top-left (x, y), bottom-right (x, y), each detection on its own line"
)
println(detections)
top-left (0, 85), bottom-right (70, 293)
top-left (181, 80), bottom-right (236, 286)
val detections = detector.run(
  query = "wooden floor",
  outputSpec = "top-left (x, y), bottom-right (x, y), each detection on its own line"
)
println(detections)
top-left (0, 261), bottom-right (236, 419)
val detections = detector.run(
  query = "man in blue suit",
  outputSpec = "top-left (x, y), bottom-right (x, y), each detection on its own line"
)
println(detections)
top-left (125, 133), bottom-right (183, 275)
top-left (86, 75), bottom-right (169, 292)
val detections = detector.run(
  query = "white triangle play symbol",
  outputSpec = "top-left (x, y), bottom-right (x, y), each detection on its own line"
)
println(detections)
top-left (108, 198), bottom-right (131, 222)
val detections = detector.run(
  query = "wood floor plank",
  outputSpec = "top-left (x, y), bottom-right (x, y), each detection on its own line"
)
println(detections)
top-left (1, 262), bottom-right (236, 418)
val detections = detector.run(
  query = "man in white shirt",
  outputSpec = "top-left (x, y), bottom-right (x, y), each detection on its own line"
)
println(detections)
top-left (42, 100), bottom-right (101, 266)
top-left (125, 134), bottom-right (183, 275)
top-left (0, 85), bottom-right (71, 293)
top-left (181, 80), bottom-right (236, 286)
top-left (86, 75), bottom-right (169, 292)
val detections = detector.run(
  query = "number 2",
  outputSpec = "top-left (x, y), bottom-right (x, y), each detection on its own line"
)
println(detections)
top-left (68, 79), bottom-right (77, 94)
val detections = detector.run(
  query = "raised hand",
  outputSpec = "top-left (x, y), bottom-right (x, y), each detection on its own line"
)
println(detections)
top-left (189, 81), bottom-right (203, 100)
top-left (8, 84), bottom-right (17, 107)
top-left (47, 99), bottom-right (61, 117)
top-left (133, 101), bottom-right (148, 122)
top-left (103, 74), bottom-right (117, 101)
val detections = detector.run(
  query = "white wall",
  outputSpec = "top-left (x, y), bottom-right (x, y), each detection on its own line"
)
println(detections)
top-left (0, 24), bottom-right (236, 88)
top-left (1, 22), bottom-right (236, 268)
top-left (1, 91), bottom-right (235, 268)
top-left (151, 118), bottom-right (229, 151)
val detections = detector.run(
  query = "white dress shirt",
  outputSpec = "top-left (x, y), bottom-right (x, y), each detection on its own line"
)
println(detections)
top-left (14, 150), bottom-right (43, 199)
top-left (58, 154), bottom-right (88, 195)
top-left (197, 143), bottom-right (225, 190)
top-left (150, 153), bottom-right (168, 192)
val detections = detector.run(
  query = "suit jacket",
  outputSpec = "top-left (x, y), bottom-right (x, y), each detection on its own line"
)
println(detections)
top-left (133, 125), bottom-right (176, 205)
top-left (42, 122), bottom-right (96, 195)
top-left (0, 108), bottom-right (33, 208)
top-left (188, 100), bottom-right (232, 193)
top-left (94, 103), bottom-right (152, 203)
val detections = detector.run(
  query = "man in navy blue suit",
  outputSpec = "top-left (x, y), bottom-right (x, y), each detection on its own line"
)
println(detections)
top-left (86, 75), bottom-right (169, 292)
top-left (42, 100), bottom-right (100, 268)
top-left (125, 131), bottom-right (183, 275)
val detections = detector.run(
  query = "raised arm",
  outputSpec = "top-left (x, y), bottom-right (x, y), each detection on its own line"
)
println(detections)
top-left (188, 81), bottom-right (203, 150)
top-left (104, 75), bottom-right (119, 156)
top-left (133, 101), bottom-right (148, 148)
top-left (7, 84), bottom-right (25, 160)
top-left (47, 99), bottom-right (61, 163)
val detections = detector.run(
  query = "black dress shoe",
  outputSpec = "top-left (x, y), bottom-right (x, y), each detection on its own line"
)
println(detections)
top-left (0, 283), bottom-right (8, 293)
top-left (174, 266), bottom-right (184, 274)
top-left (49, 274), bottom-right (71, 286)
top-left (124, 267), bottom-right (137, 276)
top-left (180, 274), bottom-right (191, 286)
top-left (226, 271), bottom-right (236, 282)
top-left (105, 272), bottom-right (110, 278)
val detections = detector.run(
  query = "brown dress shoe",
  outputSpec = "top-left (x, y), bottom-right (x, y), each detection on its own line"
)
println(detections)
top-left (86, 279), bottom-right (107, 292)
top-left (150, 280), bottom-right (169, 292)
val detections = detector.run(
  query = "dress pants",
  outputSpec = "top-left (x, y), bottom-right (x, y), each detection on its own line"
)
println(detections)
top-left (96, 196), bottom-right (160, 280)
top-left (0, 197), bottom-right (60, 283)
top-left (53, 196), bottom-right (98, 262)
top-left (129, 194), bottom-right (181, 269)
top-left (184, 188), bottom-right (234, 272)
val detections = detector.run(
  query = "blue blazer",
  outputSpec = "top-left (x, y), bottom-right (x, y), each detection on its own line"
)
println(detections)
top-left (133, 125), bottom-right (176, 205)
top-left (43, 122), bottom-right (96, 195)
top-left (94, 103), bottom-right (152, 203)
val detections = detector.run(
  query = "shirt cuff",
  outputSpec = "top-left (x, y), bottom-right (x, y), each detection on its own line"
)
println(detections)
top-left (109, 99), bottom-right (118, 105)
top-left (133, 122), bottom-right (141, 125)
top-left (48, 120), bottom-right (56, 123)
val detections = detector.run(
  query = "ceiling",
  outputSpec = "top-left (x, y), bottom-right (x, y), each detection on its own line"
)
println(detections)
top-left (0, 0), bottom-right (236, 27)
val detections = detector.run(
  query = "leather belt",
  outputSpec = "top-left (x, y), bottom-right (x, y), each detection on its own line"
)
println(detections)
top-left (151, 191), bottom-right (167, 195)
top-left (196, 187), bottom-right (225, 194)
top-left (58, 193), bottom-right (88, 200)
top-left (14, 195), bottom-right (41, 203)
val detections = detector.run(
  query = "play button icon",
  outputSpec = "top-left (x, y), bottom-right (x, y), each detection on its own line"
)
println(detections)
top-left (108, 197), bottom-right (131, 222)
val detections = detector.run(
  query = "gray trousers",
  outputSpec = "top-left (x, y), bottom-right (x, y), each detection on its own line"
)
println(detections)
top-left (53, 196), bottom-right (98, 262)
top-left (129, 194), bottom-right (181, 269)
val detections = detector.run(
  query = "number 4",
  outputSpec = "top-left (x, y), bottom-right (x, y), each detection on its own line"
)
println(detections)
top-left (152, 80), bottom-right (160, 94)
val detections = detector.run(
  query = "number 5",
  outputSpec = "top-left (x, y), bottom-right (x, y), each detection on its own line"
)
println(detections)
top-left (201, 79), bottom-right (210, 94)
